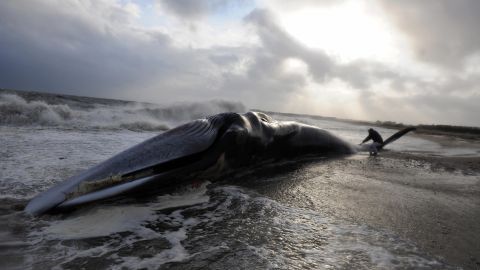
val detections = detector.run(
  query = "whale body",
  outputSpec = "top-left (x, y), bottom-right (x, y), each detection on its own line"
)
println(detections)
top-left (25, 111), bottom-right (411, 216)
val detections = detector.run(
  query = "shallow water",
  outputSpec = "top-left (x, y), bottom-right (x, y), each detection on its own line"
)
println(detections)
top-left (1, 92), bottom-right (477, 269)
top-left (1, 182), bottom-right (456, 270)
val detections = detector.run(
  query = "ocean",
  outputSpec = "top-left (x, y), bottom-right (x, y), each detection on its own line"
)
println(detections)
top-left (1, 90), bottom-right (478, 269)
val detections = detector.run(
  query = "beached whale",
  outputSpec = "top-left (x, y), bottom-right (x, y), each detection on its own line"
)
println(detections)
top-left (25, 111), bottom-right (414, 216)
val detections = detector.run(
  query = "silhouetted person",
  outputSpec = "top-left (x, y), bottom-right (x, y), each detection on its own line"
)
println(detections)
top-left (361, 128), bottom-right (384, 144)
top-left (360, 128), bottom-right (384, 156)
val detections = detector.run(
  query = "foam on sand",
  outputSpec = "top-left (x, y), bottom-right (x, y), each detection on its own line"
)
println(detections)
top-left (40, 182), bottom-right (210, 240)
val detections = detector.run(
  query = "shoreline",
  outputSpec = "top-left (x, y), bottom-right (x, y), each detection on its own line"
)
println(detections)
top-left (382, 150), bottom-right (480, 175)
top-left (259, 109), bottom-right (480, 141)
top-left (3, 88), bottom-right (480, 137)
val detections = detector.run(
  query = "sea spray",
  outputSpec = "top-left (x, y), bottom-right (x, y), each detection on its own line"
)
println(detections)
top-left (0, 92), bottom-right (246, 131)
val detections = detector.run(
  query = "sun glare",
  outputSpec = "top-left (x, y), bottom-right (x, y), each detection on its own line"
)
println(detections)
top-left (282, 57), bottom-right (309, 75)
top-left (279, 1), bottom-right (399, 62)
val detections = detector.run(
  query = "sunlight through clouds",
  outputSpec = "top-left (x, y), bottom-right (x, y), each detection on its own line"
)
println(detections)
top-left (277, 1), bottom-right (399, 62)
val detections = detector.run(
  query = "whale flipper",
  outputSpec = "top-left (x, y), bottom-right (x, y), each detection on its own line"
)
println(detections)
top-left (380, 127), bottom-right (416, 149)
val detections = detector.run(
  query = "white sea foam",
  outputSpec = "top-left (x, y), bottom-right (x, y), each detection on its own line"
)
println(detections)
top-left (0, 94), bottom-right (73, 125)
top-left (20, 184), bottom-right (456, 269)
top-left (21, 183), bottom-right (213, 269)
top-left (40, 182), bottom-right (210, 240)
top-left (153, 182), bottom-right (211, 211)
top-left (41, 206), bottom-right (157, 240)
top-left (115, 228), bottom-right (190, 270)
top-left (0, 93), bottom-right (246, 131)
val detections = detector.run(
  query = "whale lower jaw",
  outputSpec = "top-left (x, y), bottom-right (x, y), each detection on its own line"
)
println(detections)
top-left (55, 174), bottom-right (157, 210)
top-left (54, 153), bottom-right (229, 212)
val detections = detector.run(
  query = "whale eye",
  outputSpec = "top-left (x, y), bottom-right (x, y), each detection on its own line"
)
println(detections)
top-left (256, 112), bottom-right (273, 123)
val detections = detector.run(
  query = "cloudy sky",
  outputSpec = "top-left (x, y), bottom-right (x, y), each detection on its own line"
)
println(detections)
top-left (1, 0), bottom-right (479, 126)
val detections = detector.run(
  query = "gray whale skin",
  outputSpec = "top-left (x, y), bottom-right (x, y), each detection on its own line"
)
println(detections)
top-left (25, 111), bottom-right (383, 216)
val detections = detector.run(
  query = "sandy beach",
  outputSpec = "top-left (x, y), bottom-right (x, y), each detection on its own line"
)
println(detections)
top-left (238, 135), bottom-right (480, 269)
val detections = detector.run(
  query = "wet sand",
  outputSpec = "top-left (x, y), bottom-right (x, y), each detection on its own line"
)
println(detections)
top-left (238, 147), bottom-right (480, 269)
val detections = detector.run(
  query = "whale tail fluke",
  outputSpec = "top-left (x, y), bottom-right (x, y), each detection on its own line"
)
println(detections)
top-left (379, 127), bottom-right (416, 149)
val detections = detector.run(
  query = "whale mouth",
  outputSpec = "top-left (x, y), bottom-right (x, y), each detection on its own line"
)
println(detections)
top-left (25, 160), bottom-right (192, 216)
top-left (65, 150), bottom-right (207, 201)
top-left (55, 145), bottom-right (226, 212)
top-left (57, 151), bottom-right (228, 211)
top-left (60, 122), bottom-right (239, 207)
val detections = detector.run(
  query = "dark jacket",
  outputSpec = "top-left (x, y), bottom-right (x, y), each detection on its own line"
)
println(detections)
top-left (361, 128), bottom-right (384, 144)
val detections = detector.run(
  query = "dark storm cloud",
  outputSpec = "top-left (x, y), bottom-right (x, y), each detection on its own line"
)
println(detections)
top-left (378, 0), bottom-right (480, 68)
top-left (0, 0), bottom-right (221, 102)
top-left (375, 0), bottom-right (480, 125)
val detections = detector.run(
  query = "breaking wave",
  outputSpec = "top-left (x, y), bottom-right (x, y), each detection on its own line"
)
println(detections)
top-left (0, 93), bottom-right (246, 131)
